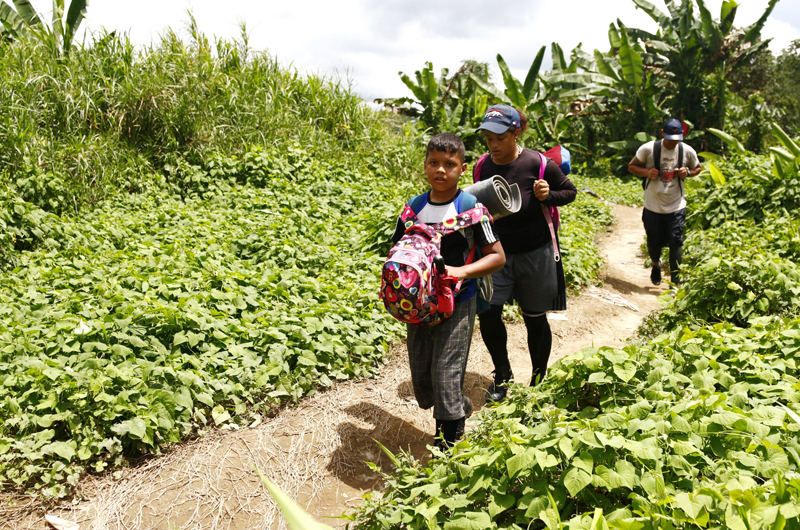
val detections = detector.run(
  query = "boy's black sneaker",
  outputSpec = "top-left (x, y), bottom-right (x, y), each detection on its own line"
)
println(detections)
top-left (650, 265), bottom-right (662, 285)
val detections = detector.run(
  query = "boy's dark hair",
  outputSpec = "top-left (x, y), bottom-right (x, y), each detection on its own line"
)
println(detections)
top-left (426, 133), bottom-right (465, 163)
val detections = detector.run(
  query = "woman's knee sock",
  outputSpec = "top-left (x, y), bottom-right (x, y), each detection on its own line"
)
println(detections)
top-left (523, 313), bottom-right (551, 385)
top-left (436, 417), bottom-right (466, 448)
top-left (479, 304), bottom-right (511, 379)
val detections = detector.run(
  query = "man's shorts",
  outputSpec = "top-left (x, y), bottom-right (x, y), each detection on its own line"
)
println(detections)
top-left (642, 207), bottom-right (686, 249)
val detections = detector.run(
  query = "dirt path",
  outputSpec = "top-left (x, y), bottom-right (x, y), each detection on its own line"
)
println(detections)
top-left (11, 204), bottom-right (664, 530)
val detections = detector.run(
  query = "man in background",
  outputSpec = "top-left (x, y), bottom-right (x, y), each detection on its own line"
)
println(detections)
top-left (628, 118), bottom-right (702, 287)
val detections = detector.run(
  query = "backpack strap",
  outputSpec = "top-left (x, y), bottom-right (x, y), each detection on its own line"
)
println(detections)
top-left (408, 192), bottom-right (429, 214)
top-left (678, 143), bottom-right (684, 195)
top-left (458, 191), bottom-right (480, 258)
top-left (535, 152), bottom-right (560, 262)
top-left (644, 139), bottom-right (663, 191)
top-left (473, 154), bottom-right (489, 183)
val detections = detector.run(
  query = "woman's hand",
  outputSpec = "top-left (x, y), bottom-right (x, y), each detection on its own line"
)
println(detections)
top-left (534, 179), bottom-right (550, 201)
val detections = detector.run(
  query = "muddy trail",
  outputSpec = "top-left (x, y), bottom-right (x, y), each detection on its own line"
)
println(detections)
top-left (9, 204), bottom-right (665, 530)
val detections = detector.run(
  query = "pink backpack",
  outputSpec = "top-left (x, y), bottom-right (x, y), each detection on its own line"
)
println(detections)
top-left (380, 200), bottom-right (491, 326)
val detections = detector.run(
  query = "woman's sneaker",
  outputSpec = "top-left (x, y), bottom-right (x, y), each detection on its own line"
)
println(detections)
top-left (486, 369), bottom-right (511, 403)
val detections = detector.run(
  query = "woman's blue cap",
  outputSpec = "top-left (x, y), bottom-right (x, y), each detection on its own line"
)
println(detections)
top-left (477, 104), bottom-right (521, 134)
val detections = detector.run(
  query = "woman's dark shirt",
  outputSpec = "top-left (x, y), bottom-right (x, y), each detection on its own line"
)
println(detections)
top-left (478, 148), bottom-right (577, 254)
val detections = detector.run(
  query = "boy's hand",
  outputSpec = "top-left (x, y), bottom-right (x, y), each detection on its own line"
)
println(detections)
top-left (647, 168), bottom-right (659, 179)
top-left (444, 265), bottom-right (468, 281)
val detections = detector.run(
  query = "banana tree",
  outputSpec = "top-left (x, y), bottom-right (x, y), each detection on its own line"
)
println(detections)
top-left (0, 0), bottom-right (88, 56)
top-left (385, 60), bottom-right (489, 137)
top-left (468, 45), bottom-right (598, 149)
top-left (468, 46), bottom-right (548, 114)
top-left (625, 0), bottom-right (779, 143)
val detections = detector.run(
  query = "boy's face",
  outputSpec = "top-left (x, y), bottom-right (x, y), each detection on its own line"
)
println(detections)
top-left (425, 149), bottom-right (466, 197)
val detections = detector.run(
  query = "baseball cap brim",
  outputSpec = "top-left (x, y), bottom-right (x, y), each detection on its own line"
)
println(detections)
top-left (476, 121), bottom-right (511, 134)
top-left (664, 132), bottom-right (683, 140)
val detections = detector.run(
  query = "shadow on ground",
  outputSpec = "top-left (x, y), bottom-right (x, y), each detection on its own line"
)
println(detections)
top-left (326, 371), bottom-right (492, 491)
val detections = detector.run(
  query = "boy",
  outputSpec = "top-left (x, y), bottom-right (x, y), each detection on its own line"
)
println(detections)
top-left (390, 133), bottom-right (505, 449)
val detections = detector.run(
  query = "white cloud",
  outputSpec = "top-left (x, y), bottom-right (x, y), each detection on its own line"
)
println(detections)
top-left (21, 0), bottom-right (800, 102)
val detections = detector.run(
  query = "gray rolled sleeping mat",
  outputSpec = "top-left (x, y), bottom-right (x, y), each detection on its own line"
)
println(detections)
top-left (463, 176), bottom-right (522, 219)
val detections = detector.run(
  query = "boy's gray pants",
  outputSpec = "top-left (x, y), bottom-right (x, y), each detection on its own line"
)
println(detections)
top-left (406, 297), bottom-right (476, 421)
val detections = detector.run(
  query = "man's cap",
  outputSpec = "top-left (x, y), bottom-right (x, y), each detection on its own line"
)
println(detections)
top-left (663, 118), bottom-right (684, 140)
top-left (477, 104), bottom-right (521, 134)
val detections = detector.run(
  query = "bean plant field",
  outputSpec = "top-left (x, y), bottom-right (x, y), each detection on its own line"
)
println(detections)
top-left (3, 4), bottom-right (800, 529)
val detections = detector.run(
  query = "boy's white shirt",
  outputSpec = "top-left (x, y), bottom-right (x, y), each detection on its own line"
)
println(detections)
top-left (416, 201), bottom-right (459, 225)
top-left (636, 140), bottom-right (700, 214)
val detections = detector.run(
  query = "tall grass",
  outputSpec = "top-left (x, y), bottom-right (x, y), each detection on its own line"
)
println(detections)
top-left (0, 24), bottom-right (414, 216)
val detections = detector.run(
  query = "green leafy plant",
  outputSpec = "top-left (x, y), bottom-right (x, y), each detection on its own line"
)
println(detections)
top-left (348, 317), bottom-right (800, 529)
top-left (0, 0), bottom-right (88, 56)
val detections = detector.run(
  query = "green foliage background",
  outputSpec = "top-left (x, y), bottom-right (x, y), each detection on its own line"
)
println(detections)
top-left (0, 24), bottom-right (618, 499)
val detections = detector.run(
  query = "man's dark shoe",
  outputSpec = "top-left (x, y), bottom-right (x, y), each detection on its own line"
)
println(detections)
top-left (650, 264), bottom-right (662, 285)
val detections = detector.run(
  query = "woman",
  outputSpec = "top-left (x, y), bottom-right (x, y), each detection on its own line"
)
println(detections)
top-left (474, 104), bottom-right (577, 402)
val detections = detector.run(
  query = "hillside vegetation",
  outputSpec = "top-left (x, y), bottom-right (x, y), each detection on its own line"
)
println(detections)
top-left (0, 26), bottom-right (618, 500)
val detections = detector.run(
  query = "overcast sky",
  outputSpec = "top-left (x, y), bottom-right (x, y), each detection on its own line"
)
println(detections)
top-left (28, 0), bottom-right (800, 102)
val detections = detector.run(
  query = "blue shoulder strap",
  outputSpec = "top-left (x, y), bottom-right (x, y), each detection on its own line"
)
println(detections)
top-left (411, 190), bottom-right (476, 214)
top-left (408, 192), bottom-right (428, 214)
top-left (459, 191), bottom-right (477, 212)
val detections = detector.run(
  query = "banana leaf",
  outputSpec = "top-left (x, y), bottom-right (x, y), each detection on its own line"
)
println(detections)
top-left (720, 0), bottom-right (738, 36)
top-left (551, 42), bottom-right (567, 73)
top-left (772, 122), bottom-right (800, 157)
top-left (11, 0), bottom-right (39, 25)
top-left (607, 23), bottom-right (621, 49)
top-left (497, 53), bottom-right (524, 109)
top-left (707, 161), bottom-right (726, 187)
top-left (0, 1), bottom-right (28, 35)
top-left (743, 0), bottom-right (778, 43)
top-left (469, 72), bottom-right (510, 104)
top-left (257, 470), bottom-right (334, 530)
top-left (522, 46), bottom-right (546, 102)
top-left (695, 0), bottom-right (722, 50)
top-left (618, 30), bottom-right (643, 89)
top-left (632, 0), bottom-right (670, 28)
top-left (768, 147), bottom-right (796, 165)
top-left (707, 128), bottom-right (745, 153)
top-left (549, 72), bottom-right (617, 86)
top-left (593, 50), bottom-right (621, 81)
